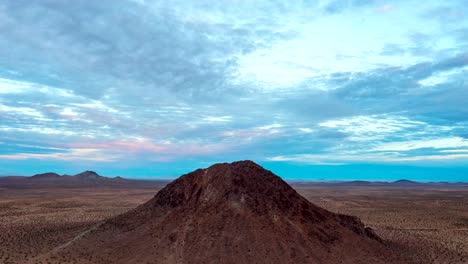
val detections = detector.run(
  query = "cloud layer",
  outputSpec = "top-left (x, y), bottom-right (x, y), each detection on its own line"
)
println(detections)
top-left (0, 0), bottom-right (467, 179)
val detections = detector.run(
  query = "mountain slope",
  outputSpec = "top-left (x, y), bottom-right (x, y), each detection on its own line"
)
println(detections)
top-left (43, 161), bottom-right (408, 264)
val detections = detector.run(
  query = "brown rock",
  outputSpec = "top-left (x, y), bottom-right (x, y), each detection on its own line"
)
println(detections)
top-left (47, 161), bottom-right (407, 264)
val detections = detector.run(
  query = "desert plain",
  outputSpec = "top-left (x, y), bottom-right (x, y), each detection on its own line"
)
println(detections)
top-left (0, 181), bottom-right (467, 263)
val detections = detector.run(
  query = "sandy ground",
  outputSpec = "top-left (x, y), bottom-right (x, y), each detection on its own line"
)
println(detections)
top-left (296, 186), bottom-right (468, 264)
top-left (0, 185), bottom-right (467, 263)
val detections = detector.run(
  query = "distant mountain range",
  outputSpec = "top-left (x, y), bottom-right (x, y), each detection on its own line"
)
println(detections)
top-left (29, 170), bottom-right (130, 184)
top-left (291, 179), bottom-right (468, 187)
top-left (1, 172), bottom-right (466, 189)
top-left (0, 171), bottom-right (168, 189)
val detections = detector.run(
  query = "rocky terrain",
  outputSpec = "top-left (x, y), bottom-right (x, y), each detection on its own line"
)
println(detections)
top-left (37, 161), bottom-right (404, 264)
top-left (0, 161), bottom-right (466, 263)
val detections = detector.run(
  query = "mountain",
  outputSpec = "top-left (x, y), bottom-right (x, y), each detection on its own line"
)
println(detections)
top-left (72, 170), bottom-right (115, 183)
top-left (29, 171), bottom-right (115, 185)
top-left (30, 172), bottom-right (61, 179)
top-left (0, 171), bottom-right (166, 189)
top-left (292, 179), bottom-right (432, 187)
top-left (391, 179), bottom-right (422, 186)
top-left (45, 160), bottom-right (407, 264)
top-left (74, 170), bottom-right (101, 179)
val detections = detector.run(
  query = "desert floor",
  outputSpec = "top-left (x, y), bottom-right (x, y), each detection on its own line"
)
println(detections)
top-left (296, 185), bottom-right (468, 264)
top-left (0, 185), bottom-right (467, 264)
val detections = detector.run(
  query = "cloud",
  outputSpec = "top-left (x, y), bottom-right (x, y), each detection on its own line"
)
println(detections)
top-left (264, 114), bottom-right (468, 165)
top-left (323, 0), bottom-right (378, 14)
top-left (0, 148), bottom-right (121, 162)
top-left (0, 104), bottom-right (45, 119)
top-left (0, 0), bottom-right (297, 102)
top-left (318, 115), bottom-right (426, 141)
top-left (202, 116), bottom-right (232, 122)
top-left (266, 152), bottom-right (468, 164)
top-left (373, 137), bottom-right (468, 152)
top-left (0, 0), bottom-right (468, 177)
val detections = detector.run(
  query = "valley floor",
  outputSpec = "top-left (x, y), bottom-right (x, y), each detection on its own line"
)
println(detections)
top-left (296, 185), bottom-right (468, 264)
top-left (0, 185), bottom-right (467, 263)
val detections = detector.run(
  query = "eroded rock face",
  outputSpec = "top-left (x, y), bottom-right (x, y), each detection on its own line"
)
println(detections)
top-left (45, 161), bottom-right (406, 264)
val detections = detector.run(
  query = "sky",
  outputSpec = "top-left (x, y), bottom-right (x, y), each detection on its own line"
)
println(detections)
top-left (0, 0), bottom-right (467, 181)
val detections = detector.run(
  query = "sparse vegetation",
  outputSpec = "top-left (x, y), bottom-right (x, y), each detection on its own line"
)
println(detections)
top-left (0, 184), bottom-right (466, 263)
top-left (0, 188), bottom-right (155, 264)
top-left (296, 185), bottom-right (468, 264)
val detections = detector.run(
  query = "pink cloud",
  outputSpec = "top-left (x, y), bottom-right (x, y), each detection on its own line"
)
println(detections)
top-left (69, 140), bottom-right (168, 153)
top-left (69, 139), bottom-right (228, 156)
top-left (0, 148), bottom-right (120, 162)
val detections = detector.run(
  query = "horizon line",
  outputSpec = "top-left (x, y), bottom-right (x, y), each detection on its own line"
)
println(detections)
top-left (1, 174), bottom-right (467, 183)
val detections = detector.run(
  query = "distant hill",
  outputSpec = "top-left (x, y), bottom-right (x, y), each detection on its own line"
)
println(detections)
top-left (30, 172), bottom-right (61, 179)
top-left (390, 179), bottom-right (422, 186)
top-left (0, 171), bottom-right (168, 189)
top-left (291, 179), bottom-right (467, 187)
top-left (74, 170), bottom-right (101, 180)
top-left (71, 170), bottom-right (125, 184)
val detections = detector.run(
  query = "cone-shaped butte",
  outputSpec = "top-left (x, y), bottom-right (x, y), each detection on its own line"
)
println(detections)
top-left (45, 161), bottom-right (407, 264)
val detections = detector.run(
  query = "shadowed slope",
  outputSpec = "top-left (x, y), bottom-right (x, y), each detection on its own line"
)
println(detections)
top-left (45, 161), bottom-right (408, 264)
